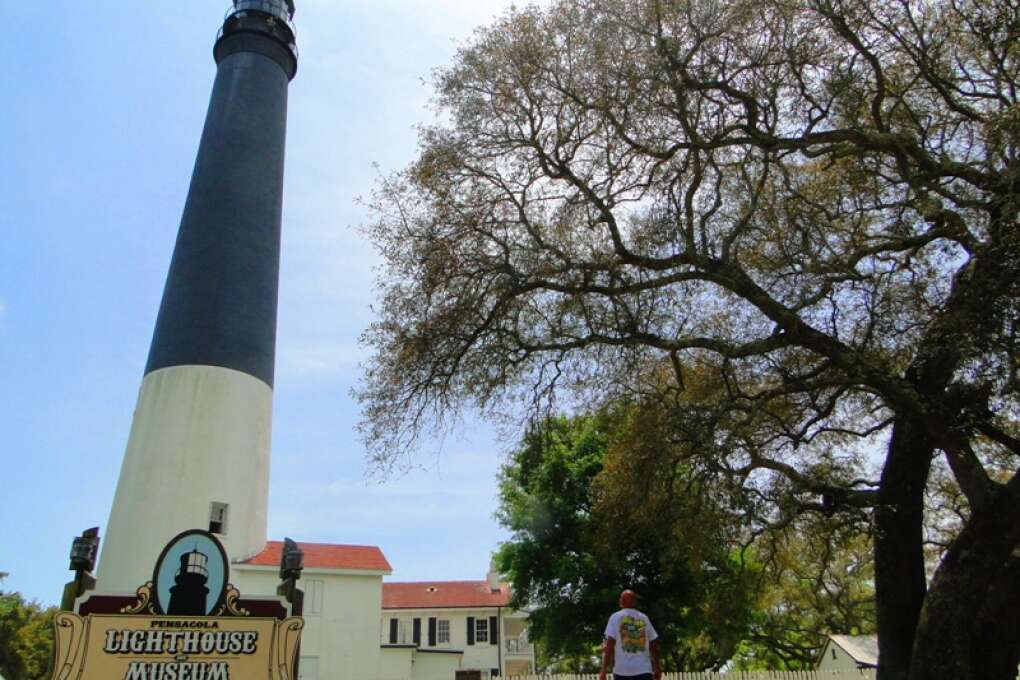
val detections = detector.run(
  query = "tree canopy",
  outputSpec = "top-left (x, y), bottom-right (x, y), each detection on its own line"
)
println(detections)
top-left (735, 516), bottom-right (876, 669)
top-left (495, 406), bottom-right (877, 671)
top-left (495, 410), bottom-right (758, 672)
top-left (594, 395), bottom-right (878, 670)
top-left (0, 589), bottom-right (56, 680)
top-left (357, 1), bottom-right (1020, 678)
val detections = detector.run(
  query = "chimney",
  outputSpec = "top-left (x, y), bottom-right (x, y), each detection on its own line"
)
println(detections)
top-left (487, 560), bottom-right (501, 593)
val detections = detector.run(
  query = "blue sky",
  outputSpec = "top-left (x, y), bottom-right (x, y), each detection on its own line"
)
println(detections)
top-left (0, 0), bottom-right (527, 606)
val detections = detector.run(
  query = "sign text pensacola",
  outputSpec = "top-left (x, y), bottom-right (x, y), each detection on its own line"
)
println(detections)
top-left (51, 614), bottom-right (303, 680)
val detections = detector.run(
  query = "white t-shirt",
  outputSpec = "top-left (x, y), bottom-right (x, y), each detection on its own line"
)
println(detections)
top-left (604, 608), bottom-right (658, 676)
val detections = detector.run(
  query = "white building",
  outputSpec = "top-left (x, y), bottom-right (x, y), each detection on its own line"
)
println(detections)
top-left (227, 540), bottom-right (533, 680)
top-left (380, 576), bottom-right (536, 679)
top-left (817, 634), bottom-right (878, 671)
top-left (231, 541), bottom-right (393, 680)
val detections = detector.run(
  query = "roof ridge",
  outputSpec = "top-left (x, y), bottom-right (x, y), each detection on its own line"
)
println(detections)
top-left (239, 541), bottom-right (392, 571)
top-left (265, 539), bottom-right (384, 549)
top-left (384, 579), bottom-right (499, 585)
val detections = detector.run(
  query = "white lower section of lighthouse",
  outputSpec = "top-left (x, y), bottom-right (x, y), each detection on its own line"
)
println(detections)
top-left (97, 365), bottom-right (272, 592)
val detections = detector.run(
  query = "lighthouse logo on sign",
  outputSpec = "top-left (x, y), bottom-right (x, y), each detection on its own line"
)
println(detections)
top-left (151, 530), bottom-right (230, 616)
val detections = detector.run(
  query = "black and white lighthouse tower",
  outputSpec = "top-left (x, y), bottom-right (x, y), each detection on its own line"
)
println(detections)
top-left (98, 0), bottom-right (298, 592)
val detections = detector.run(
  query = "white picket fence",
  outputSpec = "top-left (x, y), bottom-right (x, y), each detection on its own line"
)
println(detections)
top-left (505, 672), bottom-right (876, 680)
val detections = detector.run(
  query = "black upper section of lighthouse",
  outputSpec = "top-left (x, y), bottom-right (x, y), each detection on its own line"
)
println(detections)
top-left (145, 1), bottom-right (298, 387)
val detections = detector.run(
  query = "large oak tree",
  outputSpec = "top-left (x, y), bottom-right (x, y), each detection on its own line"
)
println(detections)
top-left (357, 1), bottom-right (1020, 678)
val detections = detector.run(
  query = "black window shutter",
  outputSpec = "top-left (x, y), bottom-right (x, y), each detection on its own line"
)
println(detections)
top-left (413, 618), bottom-right (422, 645)
top-left (467, 616), bottom-right (475, 645)
top-left (428, 617), bottom-right (437, 646)
top-left (490, 616), bottom-right (498, 645)
top-left (389, 618), bottom-right (398, 644)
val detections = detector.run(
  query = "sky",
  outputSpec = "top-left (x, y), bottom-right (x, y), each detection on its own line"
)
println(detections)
top-left (0, 0), bottom-right (532, 606)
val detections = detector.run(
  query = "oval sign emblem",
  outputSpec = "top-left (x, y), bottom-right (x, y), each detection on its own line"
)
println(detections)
top-left (151, 529), bottom-right (229, 616)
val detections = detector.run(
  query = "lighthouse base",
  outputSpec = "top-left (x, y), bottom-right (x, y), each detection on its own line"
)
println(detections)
top-left (97, 365), bottom-right (272, 593)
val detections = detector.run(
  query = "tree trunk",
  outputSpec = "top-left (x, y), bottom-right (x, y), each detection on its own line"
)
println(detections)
top-left (874, 418), bottom-right (932, 680)
top-left (908, 488), bottom-right (1020, 680)
top-left (972, 556), bottom-right (1020, 680)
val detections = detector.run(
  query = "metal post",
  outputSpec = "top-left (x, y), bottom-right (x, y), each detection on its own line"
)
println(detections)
top-left (277, 537), bottom-right (304, 677)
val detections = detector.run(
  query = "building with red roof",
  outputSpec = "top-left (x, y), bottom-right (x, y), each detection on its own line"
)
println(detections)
top-left (232, 539), bottom-right (392, 680)
top-left (238, 540), bottom-right (392, 573)
top-left (379, 570), bottom-right (535, 679)
top-left (231, 542), bottom-right (534, 680)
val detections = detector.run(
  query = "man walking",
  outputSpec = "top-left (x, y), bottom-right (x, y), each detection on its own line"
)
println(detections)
top-left (599, 589), bottom-right (662, 680)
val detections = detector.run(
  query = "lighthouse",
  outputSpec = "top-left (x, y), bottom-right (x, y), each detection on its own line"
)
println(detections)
top-left (97, 0), bottom-right (298, 592)
top-left (167, 549), bottom-right (211, 616)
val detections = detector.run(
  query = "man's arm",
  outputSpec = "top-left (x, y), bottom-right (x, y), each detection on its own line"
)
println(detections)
top-left (650, 639), bottom-right (661, 680)
top-left (599, 637), bottom-right (615, 680)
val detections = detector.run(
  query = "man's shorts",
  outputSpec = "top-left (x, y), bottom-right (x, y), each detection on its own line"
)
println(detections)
top-left (614, 675), bottom-right (653, 680)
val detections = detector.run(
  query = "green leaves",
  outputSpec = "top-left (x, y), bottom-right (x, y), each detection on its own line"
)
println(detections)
top-left (0, 590), bottom-right (56, 680)
top-left (495, 409), bottom-right (757, 671)
top-left (495, 402), bottom-right (879, 671)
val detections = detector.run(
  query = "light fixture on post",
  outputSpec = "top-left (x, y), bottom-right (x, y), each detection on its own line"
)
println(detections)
top-left (280, 537), bottom-right (304, 581)
top-left (277, 537), bottom-right (305, 616)
top-left (276, 537), bottom-right (305, 679)
top-left (61, 527), bottom-right (100, 610)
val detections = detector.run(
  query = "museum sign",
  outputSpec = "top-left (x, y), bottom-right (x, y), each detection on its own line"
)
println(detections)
top-left (51, 530), bottom-right (303, 680)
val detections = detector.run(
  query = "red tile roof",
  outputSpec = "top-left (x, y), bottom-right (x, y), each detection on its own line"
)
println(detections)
top-left (382, 581), bottom-right (511, 609)
top-left (238, 541), bottom-right (392, 572)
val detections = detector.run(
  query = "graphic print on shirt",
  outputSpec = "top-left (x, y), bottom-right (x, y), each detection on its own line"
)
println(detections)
top-left (619, 615), bottom-right (647, 653)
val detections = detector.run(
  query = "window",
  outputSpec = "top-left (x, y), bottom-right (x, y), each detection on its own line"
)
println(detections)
top-left (399, 619), bottom-right (412, 644)
top-left (304, 579), bottom-right (323, 615)
top-left (491, 668), bottom-right (500, 677)
top-left (475, 619), bottom-right (489, 643)
top-left (437, 619), bottom-right (450, 644)
top-left (209, 502), bottom-right (229, 535)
